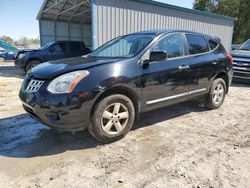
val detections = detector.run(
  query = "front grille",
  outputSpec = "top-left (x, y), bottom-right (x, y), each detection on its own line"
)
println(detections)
top-left (232, 57), bottom-right (250, 79)
top-left (26, 79), bottom-right (44, 93)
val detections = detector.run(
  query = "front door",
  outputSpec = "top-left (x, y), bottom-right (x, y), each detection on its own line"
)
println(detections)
top-left (141, 33), bottom-right (191, 109)
top-left (46, 43), bottom-right (67, 61)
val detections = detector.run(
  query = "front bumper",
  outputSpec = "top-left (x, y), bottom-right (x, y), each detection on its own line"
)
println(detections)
top-left (19, 75), bottom-right (96, 131)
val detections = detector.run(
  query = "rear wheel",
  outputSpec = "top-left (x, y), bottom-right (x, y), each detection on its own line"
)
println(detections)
top-left (88, 94), bottom-right (135, 143)
top-left (205, 78), bottom-right (226, 109)
top-left (25, 60), bottom-right (41, 72)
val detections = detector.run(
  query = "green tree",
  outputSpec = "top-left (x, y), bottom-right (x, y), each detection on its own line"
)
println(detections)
top-left (0, 35), bottom-right (14, 45)
top-left (193, 0), bottom-right (250, 44)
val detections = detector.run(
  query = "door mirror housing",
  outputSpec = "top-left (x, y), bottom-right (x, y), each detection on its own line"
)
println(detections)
top-left (149, 51), bottom-right (167, 61)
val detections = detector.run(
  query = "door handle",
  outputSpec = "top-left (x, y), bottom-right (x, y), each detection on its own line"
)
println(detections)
top-left (178, 65), bottom-right (190, 70)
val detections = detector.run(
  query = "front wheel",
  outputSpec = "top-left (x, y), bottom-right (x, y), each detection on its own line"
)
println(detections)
top-left (88, 94), bottom-right (135, 143)
top-left (205, 78), bottom-right (226, 109)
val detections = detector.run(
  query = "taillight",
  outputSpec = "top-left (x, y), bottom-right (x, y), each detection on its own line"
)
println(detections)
top-left (227, 53), bottom-right (233, 63)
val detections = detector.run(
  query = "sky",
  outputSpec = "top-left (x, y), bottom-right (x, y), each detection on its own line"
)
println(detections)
top-left (0, 0), bottom-right (193, 40)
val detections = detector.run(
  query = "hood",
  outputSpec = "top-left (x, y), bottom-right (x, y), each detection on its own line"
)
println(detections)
top-left (231, 50), bottom-right (250, 59)
top-left (15, 49), bottom-right (37, 58)
top-left (30, 56), bottom-right (124, 79)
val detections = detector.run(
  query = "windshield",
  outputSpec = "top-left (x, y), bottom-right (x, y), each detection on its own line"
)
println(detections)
top-left (239, 39), bottom-right (250, 51)
top-left (39, 42), bottom-right (53, 49)
top-left (90, 34), bottom-right (154, 58)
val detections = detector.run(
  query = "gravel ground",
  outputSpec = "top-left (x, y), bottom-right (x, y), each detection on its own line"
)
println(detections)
top-left (0, 61), bottom-right (250, 188)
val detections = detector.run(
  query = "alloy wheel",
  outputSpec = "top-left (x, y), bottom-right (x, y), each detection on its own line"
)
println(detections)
top-left (212, 83), bottom-right (224, 105)
top-left (101, 103), bottom-right (129, 135)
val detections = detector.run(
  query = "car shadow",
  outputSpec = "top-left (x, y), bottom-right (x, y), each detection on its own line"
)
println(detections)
top-left (0, 101), bottom-right (207, 158)
top-left (0, 65), bottom-right (25, 79)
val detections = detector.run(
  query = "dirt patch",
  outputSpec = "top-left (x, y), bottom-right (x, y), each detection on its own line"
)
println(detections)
top-left (0, 62), bottom-right (250, 187)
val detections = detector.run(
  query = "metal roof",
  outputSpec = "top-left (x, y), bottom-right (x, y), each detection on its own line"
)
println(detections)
top-left (135, 0), bottom-right (236, 22)
top-left (37, 0), bottom-right (91, 23)
top-left (37, 0), bottom-right (236, 23)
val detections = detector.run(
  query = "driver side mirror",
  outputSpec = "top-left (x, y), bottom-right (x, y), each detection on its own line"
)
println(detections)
top-left (149, 50), bottom-right (167, 61)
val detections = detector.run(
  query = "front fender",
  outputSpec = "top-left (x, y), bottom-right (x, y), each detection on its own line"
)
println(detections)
top-left (27, 54), bottom-right (45, 63)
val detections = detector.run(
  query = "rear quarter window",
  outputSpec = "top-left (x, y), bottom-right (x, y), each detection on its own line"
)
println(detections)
top-left (186, 34), bottom-right (209, 55)
top-left (207, 38), bottom-right (219, 50)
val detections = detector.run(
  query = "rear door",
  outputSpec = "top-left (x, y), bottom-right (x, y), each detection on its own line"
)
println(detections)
top-left (185, 34), bottom-right (218, 92)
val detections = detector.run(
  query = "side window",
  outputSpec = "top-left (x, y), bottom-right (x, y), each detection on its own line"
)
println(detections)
top-left (58, 43), bottom-right (67, 53)
top-left (51, 44), bottom-right (63, 53)
top-left (186, 34), bottom-right (209, 55)
top-left (153, 33), bottom-right (185, 58)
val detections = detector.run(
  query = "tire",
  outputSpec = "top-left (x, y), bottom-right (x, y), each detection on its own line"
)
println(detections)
top-left (205, 78), bottom-right (227, 110)
top-left (88, 94), bottom-right (135, 143)
top-left (25, 60), bottom-right (41, 72)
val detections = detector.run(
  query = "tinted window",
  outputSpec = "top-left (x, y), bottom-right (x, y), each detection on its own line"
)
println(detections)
top-left (58, 43), bottom-right (67, 53)
top-left (186, 34), bottom-right (209, 54)
top-left (51, 44), bottom-right (63, 52)
top-left (208, 38), bottom-right (219, 50)
top-left (70, 42), bottom-right (82, 51)
top-left (153, 33), bottom-right (185, 58)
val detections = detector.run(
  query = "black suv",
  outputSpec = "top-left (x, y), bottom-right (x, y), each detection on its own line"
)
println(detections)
top-left (231, 39), bottom-right (250, 84)
top-left (19, 30), bottom-right (233, 143)
top-left (15, 41), bottom-right (91, 72)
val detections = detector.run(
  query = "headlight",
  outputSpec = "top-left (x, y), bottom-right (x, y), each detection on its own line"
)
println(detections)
top-left (18, 53), bottom-right (26, 59)
top-left (47, 70), bottom-right (89, 94)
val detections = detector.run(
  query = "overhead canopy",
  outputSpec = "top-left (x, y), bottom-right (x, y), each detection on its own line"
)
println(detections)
top-left (0, 40), bottom-right (18, 52)
top-left (37, 0), bottom-right (91, 24)
top-left (37, 0), bottom-right (235, 49)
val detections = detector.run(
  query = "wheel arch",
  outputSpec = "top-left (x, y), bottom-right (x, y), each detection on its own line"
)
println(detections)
top-left (214, 72), bottom-right (229, 93)
top-left (27, 56), bottom-right (44, 64)
top-left (91, 85), bottom-right (141, 121)
top-left (25, 56), bottom-right (44, 72)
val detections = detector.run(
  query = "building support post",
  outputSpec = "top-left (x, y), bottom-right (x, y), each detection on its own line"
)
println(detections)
top-left (91, 0), bottom-right (97, 49)
top-left (54, 21), bottom-right (57, 41)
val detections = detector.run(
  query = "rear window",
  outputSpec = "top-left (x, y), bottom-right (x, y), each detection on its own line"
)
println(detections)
top-left (186, 34), bottom-right (209, 55)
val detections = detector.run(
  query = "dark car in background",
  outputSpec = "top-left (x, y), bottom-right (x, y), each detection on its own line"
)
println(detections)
top-left (14, 41), bottom-right (91, 72)
top-left (231, 39), bottom-right (250, 84)
top-left (231, 44), bottom-right (241, 51)
top-left (0, 50), bottom-right (15, 61)
top-left (19, 30), bottom-right (233, 143)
